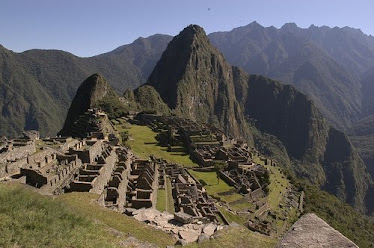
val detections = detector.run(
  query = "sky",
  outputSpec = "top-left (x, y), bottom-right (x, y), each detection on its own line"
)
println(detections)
top-left (0, 0), bottom-right (373, 57)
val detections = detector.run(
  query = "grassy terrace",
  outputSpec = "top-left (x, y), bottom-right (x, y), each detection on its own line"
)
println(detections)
top-left (188, 170), bottom-right (242, 202)
top-left (125, 124), bottom-right (198, 167)
top-left (253, 156), bottom-right (289, 211)
top-left (156, 189), bottom-right (166, 212)
top-left (156, 177), bottom-right (174, 214)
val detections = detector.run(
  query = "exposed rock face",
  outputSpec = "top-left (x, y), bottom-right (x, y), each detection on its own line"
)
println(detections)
top-left (146, 25), bottom-right (246, 137)
top-left (237, 74), bottom-right (371, 211)
top-left (277, 213), bottom-right (358, 248)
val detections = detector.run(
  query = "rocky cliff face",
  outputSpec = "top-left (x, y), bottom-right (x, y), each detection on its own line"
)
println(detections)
top-left (235, 74), bottom-right (370, 211)
top-left (140, 25), bottom-right (373, 214)
top-left (146, 25), bottom-right (246, 138)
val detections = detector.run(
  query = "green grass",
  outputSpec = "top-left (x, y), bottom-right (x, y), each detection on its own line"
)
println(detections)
top-left (156, 189), bottom-right (166, 212)
top-left (188, 170), bottom-right (231, 193)
top-left (230, 201), bottom-right (254, 211)
top-left (58, 192), bottom-right (176, 247)
top-left (0, 183), bottom-right (176, 248)
top-left (265, 166), bottom-right (289, 210)
top-left (165, 176), bottom-right (175, 214)
top-left (254, 156), bottom-right (289, 210)
top-left (126, 124), bottom-right (198, 167)
top-left (188, 170), bottom-right (244, 203)
top-left (0, 183), bottom-right (120, 248)
top-left (218, 206), bottom-right (248, 225)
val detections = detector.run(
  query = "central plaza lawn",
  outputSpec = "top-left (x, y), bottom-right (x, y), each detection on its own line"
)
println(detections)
top-left (125, 124), bottom-right (198, 168)
top-left (188, 170), bottom-right (243, 203)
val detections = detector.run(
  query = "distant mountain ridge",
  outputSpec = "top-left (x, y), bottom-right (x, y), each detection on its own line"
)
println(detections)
top-left (0, 34), bottom-right (172, 137)
top-left (208, 22), bottom-right (374, 129)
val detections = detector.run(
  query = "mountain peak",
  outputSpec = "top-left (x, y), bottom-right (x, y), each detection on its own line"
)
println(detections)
top-left (181, 24), bottom-right (205, 35)
top-left (281, 22), bottom-right (299, 31)
top-left (174, 24), bottom-right (209, 46)
top-left (146, 24), bottom-right (244, 136)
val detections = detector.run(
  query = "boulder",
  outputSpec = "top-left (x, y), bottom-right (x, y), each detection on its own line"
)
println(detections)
top-left (133, 208), bottom-right (161, 222)
top-left (276, 213), bottom-right (358, 248)
top-left (203, 223), bottom-right (217, 236)
top-left (161, 211), bottom-right (174, 221)
top-left (174, 212), bottom-right (193, 224)
top-left (178, 230), bottom-right (199, 243)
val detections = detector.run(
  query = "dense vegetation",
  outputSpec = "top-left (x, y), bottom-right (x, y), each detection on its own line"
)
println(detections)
top-left (0, 35), bottom-right (172, 137)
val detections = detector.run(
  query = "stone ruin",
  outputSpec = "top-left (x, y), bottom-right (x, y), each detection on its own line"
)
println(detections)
top-left (158, 162), bottom-right (220, 223)
top-left (126, 159), bottom-right (158, 209)
top-left (123, 160), bottom-right (225, 244)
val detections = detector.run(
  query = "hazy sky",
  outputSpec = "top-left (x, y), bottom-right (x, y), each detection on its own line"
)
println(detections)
top-left (1, 0), bottom-right (373, 57)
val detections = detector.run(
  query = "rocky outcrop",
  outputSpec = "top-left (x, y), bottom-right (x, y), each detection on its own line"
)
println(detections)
top-left (277, 213), bottom-right (358, 248)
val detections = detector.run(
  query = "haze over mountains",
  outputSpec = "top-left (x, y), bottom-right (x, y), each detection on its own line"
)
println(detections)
top-left (2, 22), bottom-right (374, 215)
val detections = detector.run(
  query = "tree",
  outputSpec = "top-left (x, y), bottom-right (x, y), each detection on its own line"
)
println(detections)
top-left (213, 161), bottom-right (227, 184)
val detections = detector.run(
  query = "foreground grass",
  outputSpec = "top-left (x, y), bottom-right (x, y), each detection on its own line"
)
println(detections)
top-left (186, 226), bottom-right (277, 248)
top-left (58, 192), bottom-right (176, 247)
top-left (0, 183), bottom-right (176, 248)
top-left (126, 124), bottom-right (198, 167)
top-left (0, 183), bottom-right (119, 248)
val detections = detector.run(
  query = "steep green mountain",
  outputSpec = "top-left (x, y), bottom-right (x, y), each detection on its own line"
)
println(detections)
top-left (0, 45), bottom-right (62, 137)
top-left (139, 25), bottom-right (372, 214)
top-left (349, 115), bottom-right (374, 178)
top-left (58, 73), bottom-right (124, 137)
top-left (209, 22), bottom-right (363, 129)
top-left (0, 35), bottom-right (172, 137)
top-left (122, 86), bottom-right (170, 114)
top-left (146, 25), bottom-right (246, 138)
top-left (235, 73), bottom-right (371, 212)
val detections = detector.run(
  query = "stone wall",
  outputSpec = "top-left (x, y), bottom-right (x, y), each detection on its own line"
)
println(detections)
top-left (0, 142), bottom-right (35, 164)
top-left (90, 149), bottom-right (117, 194)
top-left (0, 157), bottom-right (28, 178)
top-left (69, 140), bottom-right (103, 163)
